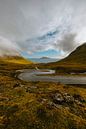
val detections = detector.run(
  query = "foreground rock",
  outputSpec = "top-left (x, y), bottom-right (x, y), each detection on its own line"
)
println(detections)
top-left (40, 91), bottom-right (85, 109)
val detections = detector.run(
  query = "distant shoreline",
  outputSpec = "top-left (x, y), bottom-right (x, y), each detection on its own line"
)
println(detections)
top-left (28, 58), bottom-right (59, 63)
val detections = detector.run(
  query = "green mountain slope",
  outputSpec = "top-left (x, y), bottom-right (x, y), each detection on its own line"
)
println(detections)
top-left (59, 43), bottom-right (86, 64)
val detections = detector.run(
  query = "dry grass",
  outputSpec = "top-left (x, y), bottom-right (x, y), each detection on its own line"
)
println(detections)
top-left (0, 56), bottom-right (32, 64)
top-left (0, 56), bottom-right (86, 129)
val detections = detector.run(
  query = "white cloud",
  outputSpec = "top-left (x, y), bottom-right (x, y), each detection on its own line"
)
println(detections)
top-left (0, 37), bottom-right (20, 56)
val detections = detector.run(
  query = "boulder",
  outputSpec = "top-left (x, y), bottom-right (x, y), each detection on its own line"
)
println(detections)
top-left (53, 93), bottom-right (64, 104)
top-left (63, 93), bottom-right (74, 104)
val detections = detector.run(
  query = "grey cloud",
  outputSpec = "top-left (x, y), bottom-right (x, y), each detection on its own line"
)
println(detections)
top-left (53, 33), bottom-right (77, 53)
top-left (0, 0), bottom-right (86, 56)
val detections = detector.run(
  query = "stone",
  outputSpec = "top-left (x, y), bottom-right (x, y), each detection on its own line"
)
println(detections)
top-left (13, 83), bottom-right (20, 88)
top-left (73, 94), bottom-right (85, 102)
top-left (53, 93), bottom-right (64, 104)
top-left (63, 93), bottom-right (74, 104)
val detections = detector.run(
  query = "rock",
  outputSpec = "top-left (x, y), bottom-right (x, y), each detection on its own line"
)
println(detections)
top-left (63, 93), bottom-right (74, 104)
top-left (51, 91), bottom-right (85, 108)
top-left (53, 93), bottom-right (64, 104)
top-left (52, 92), bottom-right (75, 105)
top-left (13, 83), bottom-right (20, 88)
top-left (73, 94), bottom-right (85, 102)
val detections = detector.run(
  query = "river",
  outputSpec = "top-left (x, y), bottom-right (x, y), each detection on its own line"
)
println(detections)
top-left (18, 69), bottom-right (86, 84)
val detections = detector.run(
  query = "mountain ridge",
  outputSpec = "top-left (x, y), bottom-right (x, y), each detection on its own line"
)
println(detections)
top-left (0, 55), bottom-right (33, 64)
top-left (58, 42), bottom-right (86, 64)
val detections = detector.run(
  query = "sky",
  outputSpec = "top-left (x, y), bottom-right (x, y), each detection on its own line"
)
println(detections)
top-left (0, 0), bottom-right (86, 58)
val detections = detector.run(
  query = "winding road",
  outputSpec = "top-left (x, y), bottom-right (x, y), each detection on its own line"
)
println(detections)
top-left (18, 69), bottom-right (86, 84)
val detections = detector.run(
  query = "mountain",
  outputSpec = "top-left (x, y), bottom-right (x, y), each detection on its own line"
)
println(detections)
top-left (58, 43), bottom-right (86, 64)
top-left (40, 57), bottom-right (50, 59)
top-left (29, 57), bottom-right (59, 63)
top-left (0, 55), bottom-right (33, 65)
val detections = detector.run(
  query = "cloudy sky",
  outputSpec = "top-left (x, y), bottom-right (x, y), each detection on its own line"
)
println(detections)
top-left (0, 0), bottom-right (86, 58)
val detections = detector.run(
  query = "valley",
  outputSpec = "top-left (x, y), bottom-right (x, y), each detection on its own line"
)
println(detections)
top-left (0, 43), bottom-right (86, 129)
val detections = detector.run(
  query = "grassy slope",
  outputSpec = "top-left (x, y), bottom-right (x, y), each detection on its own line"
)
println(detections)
top-left (0, 56), bottom-right (32, 64)
top-left (0, 56), bottom-right (86, 129)
top-left (58, 43), bottom-right (86, 64)
top-left (40, 43), bottom-right (86, 74)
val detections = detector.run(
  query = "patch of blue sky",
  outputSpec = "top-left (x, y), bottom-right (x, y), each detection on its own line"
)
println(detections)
top-left (38, 29), bottom-right (59, 41)
top-left (23, 49), bottom-right (61, 58)
top-left (26, 27), bottom-right (60, 45)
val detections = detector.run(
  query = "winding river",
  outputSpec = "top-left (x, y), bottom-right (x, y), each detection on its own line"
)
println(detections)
top-left (18, 69), bottom-right (86, 84)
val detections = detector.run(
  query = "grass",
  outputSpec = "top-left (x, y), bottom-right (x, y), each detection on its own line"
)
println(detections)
top-left (0, 56), bottom-right (86, 129)
top-left (0, 56), bottom-right (32, 64)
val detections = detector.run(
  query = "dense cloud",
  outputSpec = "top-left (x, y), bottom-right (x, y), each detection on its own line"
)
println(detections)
top-left (0, 0), bottom-right (86, 56)
top-left (0, 37), bottom-right (20, 56)
top-left (54, 33), bottom-right (77, 52)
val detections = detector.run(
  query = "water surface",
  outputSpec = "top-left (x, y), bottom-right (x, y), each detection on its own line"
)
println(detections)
top-left (18, 69), bottom-right (86, 84)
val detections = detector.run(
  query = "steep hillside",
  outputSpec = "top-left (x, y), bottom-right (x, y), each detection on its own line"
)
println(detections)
top-left (59, 43), bottom-right (86, 64)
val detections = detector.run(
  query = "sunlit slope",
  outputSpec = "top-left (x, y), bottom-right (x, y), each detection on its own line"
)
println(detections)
top-left (0, 56), bottom-right (32, 64)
